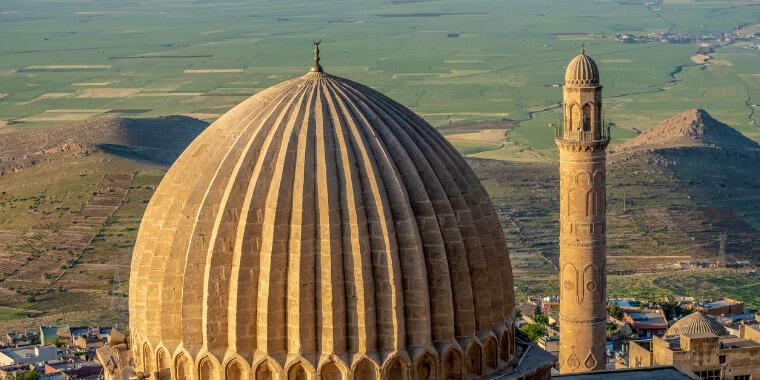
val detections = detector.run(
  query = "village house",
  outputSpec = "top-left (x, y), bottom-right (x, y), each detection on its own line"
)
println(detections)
top-left (623, 309), bottom-right (669, 338)
top-left (628, 312), bottom-right (760, 379)
top-left (0, 345), bottom-right (57, 366)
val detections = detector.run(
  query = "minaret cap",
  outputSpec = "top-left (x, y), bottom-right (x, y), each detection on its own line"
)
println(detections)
top-left (565, 45), bottom-right (599, 86)
top-left (310, 38), bottom-right (323, 73)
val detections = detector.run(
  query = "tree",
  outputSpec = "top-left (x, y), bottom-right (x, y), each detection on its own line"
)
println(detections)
top-left (521, 324), bottom-right (547, 342)
top-left (515, 308), bottom-right (522, 318)
top-left (608, 303), bottom-right (624, 320)
top-left (10, 370), bottom-right (40, 380)
top-left (50, 337), bottom-right (68, 348)
top-left (535, 314), bottom-right (550, 325)
top-left (534, 305), bottom-right (542, 316)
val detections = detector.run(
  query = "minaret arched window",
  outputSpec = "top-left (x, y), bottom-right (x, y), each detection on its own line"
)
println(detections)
top-left (570, 104), bottom-right (580, 132)
top-left (582, 104), bottom-right (592, 132)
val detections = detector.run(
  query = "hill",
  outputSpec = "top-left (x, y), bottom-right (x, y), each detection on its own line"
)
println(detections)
top-left (473, 110), bottom-right (760, 307)
top-left (0, 116), bottom-right (207, 175)
top-left (0, 116), bottom-right (206, 334)
top-left (1, 110), bottom-right (759, 333)
top-left (616, 109), bottom-right (760, 152)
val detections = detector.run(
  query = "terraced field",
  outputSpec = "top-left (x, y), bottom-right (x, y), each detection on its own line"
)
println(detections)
top-left (0, 0), bottom-right (759, 330)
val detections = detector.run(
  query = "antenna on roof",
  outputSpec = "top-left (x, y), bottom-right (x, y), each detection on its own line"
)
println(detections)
top-left (310, 38), bottom-right (323, 73)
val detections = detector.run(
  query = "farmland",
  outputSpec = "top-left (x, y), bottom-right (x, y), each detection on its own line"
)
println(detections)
top-left (0, 0), bottom-right (760, 329)
top-left (1, 0), bottom-right (759, 151)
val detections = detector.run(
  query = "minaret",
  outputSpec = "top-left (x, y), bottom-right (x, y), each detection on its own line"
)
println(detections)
top-left (555, 48), bottom-right (609, 374)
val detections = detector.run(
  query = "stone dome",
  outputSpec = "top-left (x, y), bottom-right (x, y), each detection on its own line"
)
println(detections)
top-left (565, 52), bottom-right (599, 86)
top-left (129, 69), bottom-right (517, 380)
top-left (665, 312), bottom-right (728, 337)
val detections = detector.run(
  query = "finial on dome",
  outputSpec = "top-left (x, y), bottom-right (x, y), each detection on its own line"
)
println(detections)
top-left (310, 38), bottom-right (323, 73)
top-left (581, 42), bottom-right (586, 55)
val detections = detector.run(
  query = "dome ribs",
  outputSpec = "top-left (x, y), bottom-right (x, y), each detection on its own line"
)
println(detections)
top-left (314, 82), bottom-right (407, 355)
top-left (328, 81), bottom-right (434, 350)
top-left (217, 81), bottom-right (313, 360)
top-left (411, 122), bottom-right (503, 332)
top-left (183, 79), bottom-right (303, 356)
top-left (334, 81), bottom-right (462, 345)
top-left (250, 83), bottom-right (312, 357)
top-left (139, 78), bottom-right (302, 354)
top-left (343, 82), bottom-right (488, 336)
top-left (314, 82), bottom-right (349, 357)
top-left (282, 82), bottom-right (319, 357)
top-left (323, 83), bottom-right (379, 357)
top-left (130, 72), bottom-right (519, 377)
top-left (222, 84), bottom-right (307, 359)
top-left (354, 96), bottom-right (478, 339)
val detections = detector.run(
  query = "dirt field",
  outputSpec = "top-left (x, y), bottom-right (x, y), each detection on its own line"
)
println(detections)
top-left (76, 88), bottom-right (141, 98)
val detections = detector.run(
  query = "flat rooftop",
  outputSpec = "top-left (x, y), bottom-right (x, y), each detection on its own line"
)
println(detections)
top-left (720, 337), bottom-right (760, 349)
top-left (552, 366), bottom-right (693, 379)
top-left (704, 299), bottom-right (741, 308)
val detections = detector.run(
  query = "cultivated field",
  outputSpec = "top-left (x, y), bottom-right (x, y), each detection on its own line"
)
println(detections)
top-left (0, 0), bottom-right (759, 328)
top-left (1, 0), bottom-right (758, 154)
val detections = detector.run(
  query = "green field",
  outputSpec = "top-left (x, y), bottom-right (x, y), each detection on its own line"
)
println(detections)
top-left (1, 0), bottom-right (759, 160)
top-left (514, 269), bottom-right (760, 310)
top-left (1, 0), bottom-right (760, 328)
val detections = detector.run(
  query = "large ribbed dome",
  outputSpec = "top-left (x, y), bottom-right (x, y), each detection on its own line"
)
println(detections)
top-left (565, 52), bottom-right (599, 86)
top-left (665, 312), bottom-right (728, 337)
top-left (129, 69), bottom-right (517, 380)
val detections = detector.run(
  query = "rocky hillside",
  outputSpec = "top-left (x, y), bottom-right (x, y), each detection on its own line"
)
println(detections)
top-left (0, 116), bottom-right (208, 175)
top-left (616, 108), bottom-right (760, 152)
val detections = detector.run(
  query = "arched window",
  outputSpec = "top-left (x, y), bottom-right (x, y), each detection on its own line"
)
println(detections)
top-left (199, 358), bottom-right (218, 380)
top-left (483, 338), bottom-right (498, 371)
top-left (319, 362), bottom-right (341, 380)
top-left (570, 104), bottom-right (580, 132)
top-left (354, 359), bottom-right (376, 380)
top-left (175, 354), bottom-right (192, 380)
top-left (226, 361), bottom-right (243, 380)
top-left (500, 332), bottom-right (509, 362)
top-left (385, 358), bottom-right (406, 380)
top-left (255, 362), bottom-right (273, 380)
top-left (142, 344), bottom-right (154, 377)
top-left (442, 350), bottom-right (462, 380)
top-left (465, 345), bottom-right (481, 376)
top-left (582, 104), bottom-right (592, 131)
top-left (288, 363), bottom-right (307, 380)
top-left (416, 354), bottom-right (436, 380)
top-left (156, 349), bottom-right (171, 380)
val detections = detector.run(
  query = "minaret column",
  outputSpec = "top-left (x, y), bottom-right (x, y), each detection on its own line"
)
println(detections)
top-left (556, 51), bottom-right (609, 374)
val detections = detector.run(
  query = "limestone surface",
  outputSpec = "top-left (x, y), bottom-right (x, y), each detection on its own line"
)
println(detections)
top-left (128, 70), bottom-right (518, 380)
top-left (556, 51), bottom-right (609, 374)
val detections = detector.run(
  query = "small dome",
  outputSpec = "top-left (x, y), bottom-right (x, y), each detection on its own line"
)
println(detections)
top-left (565, 52), bottom-right (599, 86)
top-left (665, 312), bottom-right (728, 337)
top-left (129, 69), bottom-right (517, 379)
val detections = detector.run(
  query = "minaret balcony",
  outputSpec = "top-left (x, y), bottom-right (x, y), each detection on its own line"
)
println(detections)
top-left (554, 124), bottom-right (610, 143)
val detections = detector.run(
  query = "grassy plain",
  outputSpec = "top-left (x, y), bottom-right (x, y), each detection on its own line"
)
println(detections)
top-left (0, 0), bottom-right (759, 327)
top-left (1, 0), bottom-right (759, 157)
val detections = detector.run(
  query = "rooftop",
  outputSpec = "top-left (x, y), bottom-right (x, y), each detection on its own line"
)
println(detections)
top-left (720, 337), bottom-right (760, 349)
top-left (666, 311), bottom-right (728, 337)
top-left (703, 298), bottom-right (741, 308)
top-left (626, 310), bottom-right (668, 327)
top-left (682, 331), bottom-right (719, 339)
top-left (552, 366), bottom-right (693, 379)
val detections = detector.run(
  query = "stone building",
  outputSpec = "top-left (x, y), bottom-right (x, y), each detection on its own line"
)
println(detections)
top-left (124, 45), bottom-right (555, 380)
top-left (698, 299), bottom-right (745, 317)
top-left (628, 312), bottom-right (760, 379)
top-left (623, 309), bottom-right (668, 338)
top-left (555, 49), bottom-right (610, 374)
